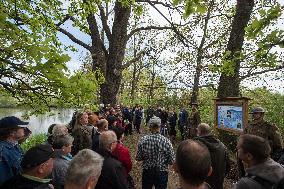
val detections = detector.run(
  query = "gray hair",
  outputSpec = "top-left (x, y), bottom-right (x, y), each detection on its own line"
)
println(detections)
top-left (99, 130), bottom-right (117, 150)
top-left (65, 149), bottom-right (104, 186)
top-left (197, 123), bottom-right (211, 136)
top-left (52, 124), bottom-right (68, 137)
top-left (53, 134), bottom-right (74, 149)
top-left (149, 116), bottom-right (161, 128)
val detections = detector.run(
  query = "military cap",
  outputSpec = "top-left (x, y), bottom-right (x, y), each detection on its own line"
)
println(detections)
top-left (250, 107), bottom-right (265, 114)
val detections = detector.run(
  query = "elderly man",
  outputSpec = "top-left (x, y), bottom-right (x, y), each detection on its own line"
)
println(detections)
top-left (95, 130), bottom-right (128, 189)
top-left (0, 144), bottom-right (55, 189)
top-left (64, 149), bottom-right (104, 189)
top-left (0, 116), bottom-right (29, 185)
top-left (234, 134), bottom-right (284, 189)
top-left (136, 116), bottom-right (175, 189)
top-left (195, 123), bottom-right (230, 189)
top-left (174, 140), bottom-right (213, 189)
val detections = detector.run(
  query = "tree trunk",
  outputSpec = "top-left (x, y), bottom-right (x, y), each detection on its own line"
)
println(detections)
top-left (190, 1), bottom-right (214, 104)
top-left (97, 1), bottom-right (131, 104)
top-left (217, 0), bottom-right (255, 98)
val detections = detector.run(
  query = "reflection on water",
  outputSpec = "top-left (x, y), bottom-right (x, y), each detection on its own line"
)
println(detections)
top-left (0, 108), bottom-right (74, 135)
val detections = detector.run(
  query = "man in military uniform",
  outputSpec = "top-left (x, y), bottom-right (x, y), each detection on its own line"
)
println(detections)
top-left (244, 107), bottom-right (283, 157)
top-left (187, 102), bottom-right (201, 139)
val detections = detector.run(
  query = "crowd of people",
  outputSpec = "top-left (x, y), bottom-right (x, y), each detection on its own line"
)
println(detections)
top-left (0, 103), bottom-right (284, 189)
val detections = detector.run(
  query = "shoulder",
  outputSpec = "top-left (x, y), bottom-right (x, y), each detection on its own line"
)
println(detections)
top-left (0, 141), bottom-right (13, 150)
top-left (105, 155), bottom-right (123, 168)
top-left (159, 135), bottom-right (172, 145)
top-left (234, 177), bottom-right (262, 189)
top-left (139, 135), bottom-right (151, 143)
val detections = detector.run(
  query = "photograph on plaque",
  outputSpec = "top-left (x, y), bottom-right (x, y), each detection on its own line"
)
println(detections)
top-left (217, 105), bottom-right (243, 131)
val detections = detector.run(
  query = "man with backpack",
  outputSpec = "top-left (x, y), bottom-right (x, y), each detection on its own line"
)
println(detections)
top-left (234, 134), bottom-right (284, 189)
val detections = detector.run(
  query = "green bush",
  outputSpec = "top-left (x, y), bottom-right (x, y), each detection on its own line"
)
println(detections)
top-left (20, 134), bottom-right (48, 152)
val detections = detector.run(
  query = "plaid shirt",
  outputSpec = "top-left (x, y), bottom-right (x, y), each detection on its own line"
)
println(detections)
top-left (136, 133), bottom-right (175, 171)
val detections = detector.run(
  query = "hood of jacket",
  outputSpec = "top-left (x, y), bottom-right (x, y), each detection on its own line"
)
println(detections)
top-left (246, 158), bottom-right (284, 183)
top-left (195, 135), bottom-right (224, 151)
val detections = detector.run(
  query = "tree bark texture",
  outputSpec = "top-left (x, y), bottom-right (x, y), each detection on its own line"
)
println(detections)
top-left (90, 1), bottom-right (131, 104)
top-left (190, 0), bottom-right (214, 104)
top-left (217, 0), bottom-right (255, 98)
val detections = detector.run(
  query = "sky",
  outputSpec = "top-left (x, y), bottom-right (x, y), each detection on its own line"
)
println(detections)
top-left (58, 0), bottom-right (284, 94)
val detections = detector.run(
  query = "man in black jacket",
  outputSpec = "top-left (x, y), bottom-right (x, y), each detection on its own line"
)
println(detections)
top-left (0, 144), bottom-right (55, 189)
top-left (194, 123), bottom-right (230, 189)
top-left (95, 130), bottom-right (128, 189)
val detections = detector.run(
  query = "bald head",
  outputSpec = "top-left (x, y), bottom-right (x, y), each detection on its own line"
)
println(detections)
top-left (176, 140), bottom-right (211, 186)
top-left (197, 123), bottom-right (211, 136)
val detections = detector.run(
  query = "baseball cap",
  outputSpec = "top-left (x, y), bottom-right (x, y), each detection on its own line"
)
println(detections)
top-left (21, 144), bottom-right (55, 169)
top-left (0, 116), bottom-right (29, 128)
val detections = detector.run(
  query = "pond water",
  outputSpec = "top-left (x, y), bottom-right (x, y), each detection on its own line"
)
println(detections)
top-left (0, 108), bottom-right (75, 135)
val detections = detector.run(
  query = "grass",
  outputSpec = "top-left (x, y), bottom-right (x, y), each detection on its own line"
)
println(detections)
top-left (20, 133), bottom-right (47, 152)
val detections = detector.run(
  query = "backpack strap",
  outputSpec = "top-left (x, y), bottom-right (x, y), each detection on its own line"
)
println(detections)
top-left (246, 173), bottom-right (273, 189)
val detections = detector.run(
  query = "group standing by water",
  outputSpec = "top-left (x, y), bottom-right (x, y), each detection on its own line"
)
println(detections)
top-left (0, 103), bottom-right (284, 189)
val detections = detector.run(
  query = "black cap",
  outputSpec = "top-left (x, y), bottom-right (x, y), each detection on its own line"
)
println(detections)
top-left (0, 116), bottom-right (29, 129)
top-left (21, 144), bottom-right (55, 169)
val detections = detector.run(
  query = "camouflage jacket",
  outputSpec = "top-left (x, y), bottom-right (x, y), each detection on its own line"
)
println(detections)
top-left (244, 120), bottom-right (283, 153)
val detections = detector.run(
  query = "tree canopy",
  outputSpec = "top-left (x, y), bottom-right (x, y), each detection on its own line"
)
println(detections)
top-left (0, 0), bottom-right (284, 113)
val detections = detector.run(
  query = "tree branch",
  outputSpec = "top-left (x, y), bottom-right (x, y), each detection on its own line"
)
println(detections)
top-left (146, 1), bottom-right (192, 49)
top-left (56, 14), bottom-right (72, 27)
top-left (98, 4), bottom-right (112, 41)
top-left (241, 64), bottom-right (284, 80)
top-left (121, 50), bottom-right (146, 69)
top-left (57, 27), bottom-right (92, 51)
top-left (127, 26), bottom-right (173, 40)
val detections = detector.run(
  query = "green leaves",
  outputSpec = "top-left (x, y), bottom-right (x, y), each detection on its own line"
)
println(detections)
top-left (173, 0), bottom-right (207, 17)
top-left (246, 3), bottom-right (282, 40)
top-left (0, 0), bottom-right (104, 115)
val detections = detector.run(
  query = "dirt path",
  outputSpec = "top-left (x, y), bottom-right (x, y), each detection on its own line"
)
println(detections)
top-left (124, 127), bottom-right (234, 189)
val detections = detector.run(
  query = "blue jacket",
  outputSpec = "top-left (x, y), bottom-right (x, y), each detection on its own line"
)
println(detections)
top-left (0, 141), bottom-right (23, 185)
top-left (179, 109), bottom-right (188, 126)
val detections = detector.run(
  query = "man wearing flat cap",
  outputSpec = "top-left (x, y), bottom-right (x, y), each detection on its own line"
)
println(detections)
top-left (0, 144), bottom-right (55, 189)
top-left (136, 116), bottom-right (175, 189)
top-left (0, 116), bottom-right (29, 185)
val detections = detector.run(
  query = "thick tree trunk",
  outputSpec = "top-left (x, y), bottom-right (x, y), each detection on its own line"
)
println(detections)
top-left (217, 0), bottom-right (254, 98)
top-left (97, 1), bottom-right (131, 104)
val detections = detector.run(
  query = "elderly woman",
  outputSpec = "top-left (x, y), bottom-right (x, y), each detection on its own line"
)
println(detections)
top-left (46, 124), bottom-right (69, 145)
top-left (71, 112), bottom-right (92, 155)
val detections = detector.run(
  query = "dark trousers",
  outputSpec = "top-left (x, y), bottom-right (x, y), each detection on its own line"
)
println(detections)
top-left (125, 123), bottom-right (133, 135)
top-left (179, 125), bottom-right (185, 140)
top-left (142, 169), bottom-right (168, 189)
top-left (134, 121), bottom-right (141, 134)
